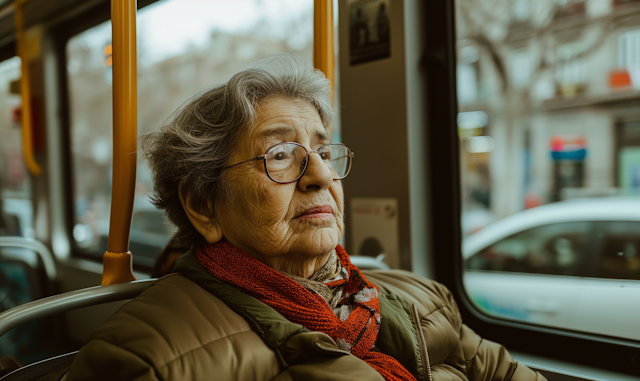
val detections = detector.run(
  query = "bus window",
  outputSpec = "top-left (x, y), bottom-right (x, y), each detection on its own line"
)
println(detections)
top-left (456, 0), bottom-right (640, 342)
top-left (0, 56), bottom-right (45, 365)
top-left (0, 57), bottom-right (32, 240)
top-left (66, 0), bottom-right (314, 267)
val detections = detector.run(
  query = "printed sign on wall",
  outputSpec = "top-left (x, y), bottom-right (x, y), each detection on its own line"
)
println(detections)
top-left (348, 0), bottom-right (391, 66)
top-left (351, 198), bottom-right (399, 269)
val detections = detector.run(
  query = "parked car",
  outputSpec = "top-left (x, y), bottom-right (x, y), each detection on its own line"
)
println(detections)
top-left (463, 198), bottom-right (640, 341)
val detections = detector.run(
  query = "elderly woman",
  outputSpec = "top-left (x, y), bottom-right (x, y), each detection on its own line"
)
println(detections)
top-left (66, 54), bottom-right (545, 381)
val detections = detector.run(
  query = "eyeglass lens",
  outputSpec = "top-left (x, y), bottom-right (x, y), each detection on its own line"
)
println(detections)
top-left (265, 143), bottom-right (351, 183)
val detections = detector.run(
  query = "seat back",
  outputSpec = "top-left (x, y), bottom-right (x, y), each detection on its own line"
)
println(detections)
top-left (0, 237), bottom-right (56, 282)
top-left (350, 255), bottom-right (390, 270)
top-left (0, 237), bottom-right (58, 366)
top-left (0, 260), bottom-right (44, 367)
top-left (0, 278), bottom-right (155, 380)
top-left (0, 279), bottom-right (155, 338)
top-left (0, 351), bottom-right (77, 381)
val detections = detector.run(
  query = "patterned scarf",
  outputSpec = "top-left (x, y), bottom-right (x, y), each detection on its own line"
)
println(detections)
top-left (196, 242), bottom-right (416, 381)
top-left (281, 250), bottom-right (347, 312)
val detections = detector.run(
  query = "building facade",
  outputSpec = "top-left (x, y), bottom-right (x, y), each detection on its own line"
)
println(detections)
top-left (456, 0), bottom-right (640, 233)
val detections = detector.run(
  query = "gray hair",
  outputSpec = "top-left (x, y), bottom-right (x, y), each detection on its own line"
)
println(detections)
top-left (140, 53), bottom-right (334, 246)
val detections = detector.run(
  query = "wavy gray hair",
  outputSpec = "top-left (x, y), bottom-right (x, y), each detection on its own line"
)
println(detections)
top-left (140, 53), bottom-right (334, 246)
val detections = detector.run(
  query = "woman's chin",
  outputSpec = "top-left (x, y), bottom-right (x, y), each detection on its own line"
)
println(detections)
top-left (290, 228), bottom-right (340, 257)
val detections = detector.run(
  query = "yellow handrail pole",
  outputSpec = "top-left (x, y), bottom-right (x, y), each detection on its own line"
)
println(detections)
top-left (102, 0), bottom-right (137, 286)
top-left (14, 0), bottom-right (42, 177)
top-left (314, 0), bottom-right (334, 88)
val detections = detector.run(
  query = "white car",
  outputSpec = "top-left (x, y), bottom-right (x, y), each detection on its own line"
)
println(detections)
top-left (462, 198), bottom-right (640, 341)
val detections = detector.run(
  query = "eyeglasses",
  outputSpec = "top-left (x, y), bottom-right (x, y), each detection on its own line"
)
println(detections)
top-left (225, 142), bottom-right (354, 184)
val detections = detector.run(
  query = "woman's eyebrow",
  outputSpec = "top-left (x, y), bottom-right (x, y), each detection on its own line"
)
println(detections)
top-left (259, 126), bottom-right (295, 139)
top-left (314, 130), bottom-right (329, 142)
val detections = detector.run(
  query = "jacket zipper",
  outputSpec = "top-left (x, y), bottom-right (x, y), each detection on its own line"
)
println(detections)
top-left (410, 304), bottom-right (433, 381)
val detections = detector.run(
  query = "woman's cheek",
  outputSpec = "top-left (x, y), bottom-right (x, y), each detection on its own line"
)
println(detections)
top-left (259, 187), bottom-right (296, 225)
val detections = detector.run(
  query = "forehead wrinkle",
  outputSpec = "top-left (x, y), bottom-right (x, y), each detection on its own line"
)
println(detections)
top-left (251, 112), bottom-right (316, 139)
top-left (248, 98), bottom-right (326, 152)
top-left (254, 116), bottom-right (322, 143)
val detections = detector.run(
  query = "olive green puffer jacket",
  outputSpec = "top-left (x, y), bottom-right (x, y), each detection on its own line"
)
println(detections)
top-left (65, 252), bottom-right (546, 381)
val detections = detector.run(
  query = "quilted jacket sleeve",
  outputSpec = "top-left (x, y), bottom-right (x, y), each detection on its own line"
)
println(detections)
top-left (433, 280), bottom-right (546, 381)
top-left (363, 270), bottom-right (546, 381)
top-left (458, 324), bottom-right (545, 381)
top-left (65, 339), bottom-right (159, 381)
top-left (273, 355), bottom-right (386, 381)
top-left (63, 275), bottom-right (282, 381)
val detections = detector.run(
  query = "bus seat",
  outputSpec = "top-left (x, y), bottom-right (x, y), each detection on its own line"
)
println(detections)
top-left (0, 238), bottom-right (57, 283)
top-left (0, 279), bottom-right (155, 381)
top-left (0, 260), bottom-right (45, 366)
top-left (349, 255), bottom-right (390, 270)
top-left (0, 351), bottom-right (77, 381)
top-left (0, 237), bottom-right (59, 366)
top-left (0, 279), bottom-right (155, 338)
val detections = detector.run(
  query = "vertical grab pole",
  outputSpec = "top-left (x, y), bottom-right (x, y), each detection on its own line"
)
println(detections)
top-left (14, 0), bottom-right (42, 177)
top-left (102, 0), bottom-right (137, 285)
top-left (314, 0), bottom-right (334, 87)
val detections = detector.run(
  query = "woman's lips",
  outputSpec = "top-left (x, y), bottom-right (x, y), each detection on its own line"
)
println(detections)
top-left (297, 205), bottom-right (333, 219)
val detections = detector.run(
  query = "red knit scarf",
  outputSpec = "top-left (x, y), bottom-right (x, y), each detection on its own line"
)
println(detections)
top-left (196, 242), bottom-right (416, 381)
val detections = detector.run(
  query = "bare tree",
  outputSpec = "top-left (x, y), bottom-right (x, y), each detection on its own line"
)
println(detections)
top-left (455, 0), bottom-right (625, 216)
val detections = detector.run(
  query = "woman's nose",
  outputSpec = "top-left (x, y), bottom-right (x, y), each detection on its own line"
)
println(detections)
top-left (297, 152), bottom-right (333, 192)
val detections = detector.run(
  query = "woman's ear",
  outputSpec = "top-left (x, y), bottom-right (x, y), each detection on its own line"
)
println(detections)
top-left (179, 191), bottom-right (224, 244)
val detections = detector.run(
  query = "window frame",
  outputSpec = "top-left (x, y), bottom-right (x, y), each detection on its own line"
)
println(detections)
top-left (0, 42), bottom-right (16, 63)
top-left (424, 0), bottom-right (640, 376)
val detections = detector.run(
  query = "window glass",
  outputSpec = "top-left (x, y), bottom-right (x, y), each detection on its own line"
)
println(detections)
top-left (512, 0), bottom-right (530, 22)
top-left (67, 0), bottom-right (314, 267)
top-left (457, 0), bottom-right (640, 341)
top-left (598, 222), bottom-right (640, 280)
top-left (467, 222), bottom-right (590, 276)
top-left (0, 58), bottom-right (45, 366)
top-left (0, 57), bottom-right (32, 239)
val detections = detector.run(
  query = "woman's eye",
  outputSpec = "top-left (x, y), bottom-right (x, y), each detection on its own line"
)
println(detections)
top-left (319, 152), bottom-right (330, 160)
top-left (274, 152), bottom-right (287, 160)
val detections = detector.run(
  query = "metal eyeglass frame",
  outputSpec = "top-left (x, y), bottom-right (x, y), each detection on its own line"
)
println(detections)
top-left (224, 142), bottom-right (354, 184)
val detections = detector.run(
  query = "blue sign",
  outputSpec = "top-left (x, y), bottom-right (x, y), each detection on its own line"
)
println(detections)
top-left (551, 148), bottom-right (587, 161)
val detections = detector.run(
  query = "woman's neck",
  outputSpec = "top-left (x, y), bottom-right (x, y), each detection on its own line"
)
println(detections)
top-left (266, 251), bottom-right (333, 278)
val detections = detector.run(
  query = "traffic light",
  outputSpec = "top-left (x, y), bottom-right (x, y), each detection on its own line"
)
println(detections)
top-left (104, 44), bottom-right (112, 67)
